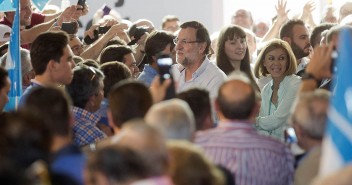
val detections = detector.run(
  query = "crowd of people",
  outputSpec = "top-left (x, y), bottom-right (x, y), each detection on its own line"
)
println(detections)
top-left (0, 0), bottom-right (352, 185)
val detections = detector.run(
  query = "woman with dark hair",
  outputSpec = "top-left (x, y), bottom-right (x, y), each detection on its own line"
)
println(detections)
top-left (216, 25), bottom-right (259, 92)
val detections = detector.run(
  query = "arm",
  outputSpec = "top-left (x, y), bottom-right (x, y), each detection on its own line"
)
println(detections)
top-left (80, 23), bottom-right (129, 60)
top-left (43, 12), bottom-right (61, 22)
top-left (256, 77), bottom-right (301, 131)
top-left (262, 0), bottom-right (289, 42)
top-left (20, 5), bottom-right (76, 44)
top-left (299, 1), bottom-right (316, 29)
top-left (299, 45), bottom-right (333, 93)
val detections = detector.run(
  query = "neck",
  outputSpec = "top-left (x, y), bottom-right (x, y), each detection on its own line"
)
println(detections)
top-left (229, 59), bottom-right (241, 71)
top-left (303, 139), bottom-right (322, 151)
top-left (185, 56), bottom-right (205, 81)
top-left (272, 76), bottom-right (285, 88)
top-left (34, 75), bottom-right (59, 86)
top-left (51, 135), bottom-right (71, 153)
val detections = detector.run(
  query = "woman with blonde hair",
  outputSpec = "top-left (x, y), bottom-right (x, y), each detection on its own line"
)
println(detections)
top-left (254, 39), bottom-right (301, 141)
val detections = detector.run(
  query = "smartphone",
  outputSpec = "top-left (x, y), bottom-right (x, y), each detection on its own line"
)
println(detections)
top-left (285, 127), bottom-right (297, 144)
top-left (102, 5), bottom-right (111, 16)
top-left (156, 54), bottom-right (176, 100)
top-left (61, 22), bottom-right (78, 34)
top-left (98, 26), bottom-right (111, 34)
top-left (77, 0), bottom-right (86, 10)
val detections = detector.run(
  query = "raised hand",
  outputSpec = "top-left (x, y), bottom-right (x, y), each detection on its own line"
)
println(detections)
top-left (275, 0), bottom-right (290, 24)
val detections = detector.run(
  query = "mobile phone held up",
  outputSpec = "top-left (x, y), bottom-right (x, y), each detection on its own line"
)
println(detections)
top-left (77, 0), bottom-right (86, 10)
top-left (285, 127), bottom-right (297, 144)
top-left (61, 22), bottom-right (78, 34)
top-left (156, 54), bottom-right (175, 100)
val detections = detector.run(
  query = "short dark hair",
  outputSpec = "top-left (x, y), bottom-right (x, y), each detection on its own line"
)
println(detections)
top-left (176, 88), bottom-right (211, 131)
top-left (144, 30), bottom-right (175, 64)
top-left (108, 80), bottom-right (153, 128)
top-left (66, 65), bottom-right (104, 108)
top-left (99, 45), bottom-right (133, 64)
top-left (310, 23), bottom-right (336, 47)
top-left (0, 67), bottom-right (8, 90)
top-left (87, 145), bottom-right (149, 183)
top-left (180, 21), bottom-right (211, 54)
top-left (105, 37), bottom-right (127, 47)
top-left (279, 19), bottom-right (305, 39)
top-left (217, 80), bottom-right (256, 120)
top-left (30, 31), bottom-right (69, 75)
top-left (100, 61), bottom-right (132, 97)
top-left (22, 86), bottom-right (72, 136)
top-left (77, 59), bottom-right (100, 69)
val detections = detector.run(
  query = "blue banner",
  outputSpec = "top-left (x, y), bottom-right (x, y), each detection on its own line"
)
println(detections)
top-left (4, 0), bottom-right (21, 111)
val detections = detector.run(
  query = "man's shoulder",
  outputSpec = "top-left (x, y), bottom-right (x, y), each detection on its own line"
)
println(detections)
top-left (19, 82), bottom-right (42, 106)
top-left (0, 17), bottom-right (12, 27)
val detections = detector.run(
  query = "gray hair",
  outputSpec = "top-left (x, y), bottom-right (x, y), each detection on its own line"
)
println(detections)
top-left (145, 99), bottom-right (195, 141)
top-left (0, 48), bottom-right (32, 76)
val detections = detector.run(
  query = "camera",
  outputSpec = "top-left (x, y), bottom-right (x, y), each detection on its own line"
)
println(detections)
top-left (156, 54), bottom-right (175, 100)
top-left (61, 22), bottom-right (78, 34)
top-left (77, 0), bottom-right (86, 10)
top-left (98, 26), bottom-right (111, 34)
top-left (127, 25), bottom-right (149, 45)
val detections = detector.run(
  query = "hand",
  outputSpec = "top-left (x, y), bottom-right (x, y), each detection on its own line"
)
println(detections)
top-left (57, 5), bottom-right (76, 26)
top-left (84, 24), bottom-right (99, 39)
top-left (106, 23), bottom-right (128, 36)
top-left (275, 0), bottom-right (290, 24)
top-left (306, 44), bottom-right (334, 80)
top-left (300, 1), bottom-right (316, 21)
top-left (150, 76), bottom-right (172, 103)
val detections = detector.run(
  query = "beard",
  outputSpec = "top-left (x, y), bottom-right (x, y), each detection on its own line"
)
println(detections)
top-left (291, 41), bottom-right (310, 60)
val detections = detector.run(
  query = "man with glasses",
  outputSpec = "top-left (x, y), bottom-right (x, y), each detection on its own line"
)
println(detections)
top-left (19, 31), bottom-right (75, 106)
top-left (173, 21), bottom-right (226, 99)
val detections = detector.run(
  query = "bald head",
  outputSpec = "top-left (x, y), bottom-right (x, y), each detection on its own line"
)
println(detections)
top-left (217, 72), bottom-right (256, 120)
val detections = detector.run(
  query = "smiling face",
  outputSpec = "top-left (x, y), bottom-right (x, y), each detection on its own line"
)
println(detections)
top-left (20, 0), bottom-right (33, 26)
top-left (175, 27), bottom-right (204, 67)
top-left (224, 36), bottom-right (247, 63)
top-left (263, 47), bottom-right (288, 79)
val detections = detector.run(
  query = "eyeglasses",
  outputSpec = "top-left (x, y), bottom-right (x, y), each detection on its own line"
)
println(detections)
top-left (173, 38), bottom-right (202, 45)
top-left (88, 66), bottom-right (96, 81)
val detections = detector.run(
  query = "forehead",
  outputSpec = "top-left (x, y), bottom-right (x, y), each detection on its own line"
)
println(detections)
top-left (20, 0), bottom-right (31, 6)
top-left (266, 47), bottom-right (286, 55)
top-left (292, 24), bottom-right (309, 36)
top-left (235, 9), bottom-right (250, 16)
top-left (69, 37), bottom-right (81, 46)
top-left (178, 27), bottom-right (197, 39)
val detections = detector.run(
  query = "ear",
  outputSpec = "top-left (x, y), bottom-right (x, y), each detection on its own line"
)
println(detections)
top-left (198, 42), bottom-right (207, 54)
top-left (107, 109), bottom-right (117, 129)
top-left (48, 59), bottom-right (57, 72)
top-left (282, 37), bottom-right (292, 45)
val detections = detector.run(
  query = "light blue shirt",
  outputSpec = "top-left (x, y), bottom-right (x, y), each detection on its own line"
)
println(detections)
top-left (137, 64), bottom-right (158, 87)
top-left (174, 57), bottom-right (227, 98)
top-left (256, 75), bottom-right (301, 141)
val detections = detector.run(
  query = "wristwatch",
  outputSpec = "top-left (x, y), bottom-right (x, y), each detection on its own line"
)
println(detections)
top-left (301, 72), bottom-right (320, 86)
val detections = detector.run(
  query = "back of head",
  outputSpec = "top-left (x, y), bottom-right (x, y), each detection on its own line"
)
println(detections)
top-left (176, 88), bottom-right (212, 131)
top-left (167, 141), bottom-right (224, 185)
top-left (66, 65), bottom-right (104, 109)
top-left (100, 61), bottom-right (132, 97)
top-left (21, 86), bottom-right (71, 137)
top-left (145, 99), bottom-right (195, 141)
top-left (292, 89), bottom-right (330, 140)
top-left (87, 145), bottom-right (149, 184)
top-left (99, 45), bottom-right (133, 64)
top-left (108, 80), bottom-right (152, 128)
top-left (217, 71), bottom-right (256, 120)
top-left (180, 21), bottom-right (211, 54)
top-left (310, 23), bottom-right (336, 48)
top-left (0, 111), bottom-right (51, 168)
top-left (339, 1), bottom-right (352, 22)
top-left (144, 30), bottom-right (175, 64)
top-left (279, 19), bottom-right (305, 40)
top-left (30, 31), bottom-right (69, 75)
top-left (116, 119), bottom-right (168, 176)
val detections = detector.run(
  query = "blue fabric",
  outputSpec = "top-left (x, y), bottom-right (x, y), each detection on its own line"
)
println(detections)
top-left (51, 144), bottom-right (86, 185)
top-left (137, 64), bottom-right (158, 87)
top-left (4, 0), bottom-right (20, 111)
top-left (72, 106), bottom-right (107, 147)
top-left (95, 98), bottom-right (109, 126)
top-left (18, 81), bottom-right (42, 108)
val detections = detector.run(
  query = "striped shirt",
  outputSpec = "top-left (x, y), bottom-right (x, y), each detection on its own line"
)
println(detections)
top-left (194, 121), bottom-right (294, 185)
top-left (72, 106), bottom-right (107, 147)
